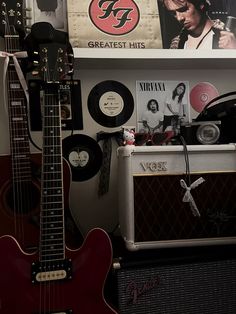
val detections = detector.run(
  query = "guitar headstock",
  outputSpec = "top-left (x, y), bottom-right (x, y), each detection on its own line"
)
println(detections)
top-left (26, 22), bottom-right (73, 84)
top-left (0, 0), bottom-right (25, 36)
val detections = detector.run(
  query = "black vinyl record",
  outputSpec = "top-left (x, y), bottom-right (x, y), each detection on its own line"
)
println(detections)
top-left (62, 134), bottom-right (103, 182)
top-left (88, 80), bottom-right (134, 128)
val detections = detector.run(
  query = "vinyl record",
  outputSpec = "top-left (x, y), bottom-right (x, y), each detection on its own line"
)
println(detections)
top-left (62, 134), bottom-right (103, 182)
top-left (190, 82), bottom-right (219, 113)
top-left (88, 80), bottom-right (134, 128)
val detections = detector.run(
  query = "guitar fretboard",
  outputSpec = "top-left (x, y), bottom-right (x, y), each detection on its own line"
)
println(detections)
top-left (40, 87), bottom-right (65, 262)
top-left (6, 36), bottom-right (32, 183)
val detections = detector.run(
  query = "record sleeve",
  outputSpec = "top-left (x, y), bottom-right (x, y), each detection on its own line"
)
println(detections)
top-left (136, 80), bottom-right (190, 133)
top-left (25, 0), bottom-right (68, 31)
top-left (67, 0), bottom-right (162, 49)
top-left (29, 80), bottom-right (83, 131)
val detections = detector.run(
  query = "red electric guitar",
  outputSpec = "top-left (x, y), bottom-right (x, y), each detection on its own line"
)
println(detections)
top-left (0, 22), bottom-right (117, 314)
top-left (0, 0), bottom-right (82, 251)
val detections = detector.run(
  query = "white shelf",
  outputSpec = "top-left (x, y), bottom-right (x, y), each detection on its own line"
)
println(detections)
top-left (73, 48), bottom-right (236, 70)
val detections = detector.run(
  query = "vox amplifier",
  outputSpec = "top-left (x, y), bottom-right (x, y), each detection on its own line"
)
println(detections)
top-left (117, 145), bottom-right (236, 250)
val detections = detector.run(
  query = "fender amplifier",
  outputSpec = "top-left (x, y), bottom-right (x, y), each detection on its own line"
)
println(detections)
top-left (117, 144), bottom-right (236, 250)
top-left (113, 245), bottom-right (236, 314)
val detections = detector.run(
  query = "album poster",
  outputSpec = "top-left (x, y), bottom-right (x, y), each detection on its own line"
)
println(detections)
top-left (157, 0), bottom-right (236, 49)
top-left (136, 80), bottom-right (190, 133)
top-left (29, 80), bottom-right (83, 131)
top-left (67, 0), bottom-right (162, 49)
top-left (25, 0), bottom-right (68, 31)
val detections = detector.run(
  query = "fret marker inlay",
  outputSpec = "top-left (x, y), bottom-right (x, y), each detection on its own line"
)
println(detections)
top-left (11, 101), bottom-right (21, 106)
top-left (10, 83), bottom-right (21, 89)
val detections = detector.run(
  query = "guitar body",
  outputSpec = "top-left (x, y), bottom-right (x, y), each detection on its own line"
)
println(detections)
top-left (0, 153), bottom-right (41, 251)
top-left (0, 153), bottom-right (81, 251)
top-left (0, 228), bottom-right (117, 314)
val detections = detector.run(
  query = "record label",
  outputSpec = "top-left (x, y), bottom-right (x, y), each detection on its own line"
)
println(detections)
top-left (99, 91), bottom-right (124, 117)
top-left (68, 150), bottom-right (89, 168)
top-left (190, 82), bottom-right (219, 113)
top-left (62, 134), bottom-right (103, 182)
top-left (88, 80), bottom-right (134, 128)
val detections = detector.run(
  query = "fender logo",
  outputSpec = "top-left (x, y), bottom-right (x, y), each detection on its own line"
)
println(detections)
top-left (140, 161), bottom-right (167, 172)
top-left (126, 276), bottom-right (160, 305)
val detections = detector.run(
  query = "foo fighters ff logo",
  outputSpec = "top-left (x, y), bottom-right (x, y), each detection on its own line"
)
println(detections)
top-left (89, 0), bottom-right (140, 35)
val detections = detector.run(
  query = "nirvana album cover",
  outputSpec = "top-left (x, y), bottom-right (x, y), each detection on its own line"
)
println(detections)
top-left (136, 80), bottom-right (190, 134)
top-left (67, 0), bottom-right (162, 49)
top-left (157, 0), bottom-right (236, 49)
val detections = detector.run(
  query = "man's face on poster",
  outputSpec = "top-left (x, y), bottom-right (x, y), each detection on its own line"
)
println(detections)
top-left (164, 0), bottom-right (204, 33)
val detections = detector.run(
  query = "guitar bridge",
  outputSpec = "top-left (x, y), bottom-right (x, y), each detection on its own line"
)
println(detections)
top-left (31, 259), bottom-right (72, 284)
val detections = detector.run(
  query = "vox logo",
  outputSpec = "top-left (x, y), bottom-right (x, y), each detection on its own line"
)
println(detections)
top-left (89, 0), bottom-right (140, 35)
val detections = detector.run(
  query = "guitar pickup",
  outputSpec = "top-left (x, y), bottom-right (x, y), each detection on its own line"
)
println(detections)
top-left (31, 259), bottom-right (72, 284)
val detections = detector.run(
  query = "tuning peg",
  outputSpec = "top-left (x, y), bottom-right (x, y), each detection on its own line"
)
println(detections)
top-left (67, 53), bottom-right (74, 57)
top-left (24, 26), bottom-right (31, 33)
top-left (24, 7), bottom-right (32, 12)
top-left (32, 71), bottom-right (39, 76)
top-left (67, 69), bottom-right (74, 75)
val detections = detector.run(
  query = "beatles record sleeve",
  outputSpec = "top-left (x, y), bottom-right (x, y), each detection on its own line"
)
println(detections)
top-left (67, 0), bottom-right (162, 49)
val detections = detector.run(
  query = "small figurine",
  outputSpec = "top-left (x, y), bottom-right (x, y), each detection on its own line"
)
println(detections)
top-left (123, 129), bottom-right (135, 145)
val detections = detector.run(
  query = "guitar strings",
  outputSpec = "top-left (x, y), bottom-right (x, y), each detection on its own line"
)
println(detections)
top-left (4, 10), bottom-right (32, 249)
top-left (40, 67), bottom-right (66, 310)
top-left (5, 9), bottom-right (23, 242)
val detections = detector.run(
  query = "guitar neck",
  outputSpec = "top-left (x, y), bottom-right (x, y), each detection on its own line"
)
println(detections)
top-left (40, 84), bottom-right (65, 262)
top-left (6, 35), bottom-right (32, 182)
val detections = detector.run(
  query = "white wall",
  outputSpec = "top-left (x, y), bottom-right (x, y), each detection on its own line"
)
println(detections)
top-left (1, 65), bottom-right (235, 236)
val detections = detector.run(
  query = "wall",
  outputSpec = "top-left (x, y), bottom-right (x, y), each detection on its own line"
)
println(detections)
top-left (0, 64), bottom-right (235, 236)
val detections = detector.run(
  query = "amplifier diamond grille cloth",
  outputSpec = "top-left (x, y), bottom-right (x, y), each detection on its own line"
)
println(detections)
top-left (116, 258), bottom-right (236, 314)
top-left (133, 173), bottom-right (236, 242)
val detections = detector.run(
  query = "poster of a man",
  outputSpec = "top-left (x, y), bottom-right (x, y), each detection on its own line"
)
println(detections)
top-left (158, 0), bottom-right (236, 49)
top-left (26, 0), bottom-right (67, 31)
